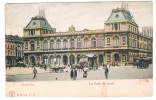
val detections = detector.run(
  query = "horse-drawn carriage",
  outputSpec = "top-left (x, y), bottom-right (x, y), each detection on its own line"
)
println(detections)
top-left (49, 64), bottom-right (66, 73)
top-left (134, 58), bottom-right (152, 69)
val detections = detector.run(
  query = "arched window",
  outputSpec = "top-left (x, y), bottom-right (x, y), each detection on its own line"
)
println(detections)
top-left (98, 37), bottom-right (103, 47)
top-left (70, 38), bottom-right (75, 48)
top-left (63, 39), bottom-right (68, 49)
top-left (30, 41), bottom-right (35, 50)
top-left (84, 38), bottom-right (88, 48)
top-left (43, 56), bottom-right (48, 65)
top-left (99, 55), bottom-right (103, 65)
top-left (77, 55), bottom-right (81, 63)
top-left (77, 38), bottom-right (82, 48)
top-left (91, 37), bottom-right (96, 48)
top-left (113, 36), bottom-right (119, 47)
top-left (50, 56), bottom-right (54, 64)
top-left (70, 55), bottom-right (75, 65)
top-left (50, 40), bottom-right (54, 49)
top-left (63, 55), bottom-right (68, 65)
top-left (122, 55), bottom-right (126, 61)
top-left (43, 40), bottom-right (48, 50)
top-left (107, 38), bottom-right (110, 45)
top-left (56, 39), bottom-right (61, 49)
top-left (122, 37), bottom-right (126, 45)
top-left (57, 55), bottom-right (61, 65)
top-left (107, 55), bottom-right (110, 62)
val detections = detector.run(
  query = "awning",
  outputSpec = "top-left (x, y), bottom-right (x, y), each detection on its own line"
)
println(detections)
top-left (85, 54), bottom-right (95, 58)
top-left (79, 58), bottom-right (88, 62)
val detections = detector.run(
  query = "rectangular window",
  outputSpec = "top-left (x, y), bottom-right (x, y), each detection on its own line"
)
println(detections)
top-left (91, 41), bottom-right (96, 48)
top-left (70, 42), bottom-right (74, 48)
top-left (77, 42), bottom-right (82, 48)
top-left (50, 43), bottom-right (54, 49)
top-left (98, 41), bottom-right (103, 47)
top-left (37, 42), bottom-right (40, 48)
top-left (63, 42), bottom-right (67, 49)
top-left (56, 43), bottom-right (61, 49)
top-left (84, 41), bottom-right (88, 48)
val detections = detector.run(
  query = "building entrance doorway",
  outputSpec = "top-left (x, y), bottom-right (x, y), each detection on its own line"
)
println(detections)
top-left (63, 55), bottom-right (68, 65)
top-left (30, 56), bottom-right (35, 65)
top-left (70, 55), bottom-right (75, 65)
top-left (114, 54), bottom-right (120, 64)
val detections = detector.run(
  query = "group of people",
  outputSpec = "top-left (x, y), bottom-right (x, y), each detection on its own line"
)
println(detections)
top-left (70, 65), bottom-right (109, 81)
top-left (32, 64), bottom-right (109, 80)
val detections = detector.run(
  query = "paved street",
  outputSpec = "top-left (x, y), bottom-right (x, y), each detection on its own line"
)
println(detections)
top-left (6, 64), bottom-right (153, 82)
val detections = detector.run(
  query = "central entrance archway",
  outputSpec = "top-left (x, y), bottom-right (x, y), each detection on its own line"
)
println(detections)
top-left (114, 54), bottom-right (120, 64)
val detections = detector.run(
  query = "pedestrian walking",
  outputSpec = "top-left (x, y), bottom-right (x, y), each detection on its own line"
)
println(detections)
top-left (70, 67), bottom-right (77, 81)
top-left (104, 67), bottom-right (109, 79)
top-left (83, 66), bottom-right (88, 78)
top-left (33, 66), bottom-right (37, 79)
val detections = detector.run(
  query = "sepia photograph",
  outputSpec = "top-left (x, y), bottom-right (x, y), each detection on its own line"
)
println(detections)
top-left (5, 1), bottom-right (153, 97)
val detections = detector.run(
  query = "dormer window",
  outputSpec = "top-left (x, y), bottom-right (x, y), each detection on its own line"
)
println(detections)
top-left (33, 22), bottom-right (36, 25)
top-left (115, 14), bottom-right (119, 18)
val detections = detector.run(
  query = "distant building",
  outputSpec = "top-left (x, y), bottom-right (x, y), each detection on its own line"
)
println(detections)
top-left (142, 26), bottom-right (153, 37)
top-left (5, 35), bottom-right (16, 66)
top-left (5, 35), bottom-right (24, 66)
top-left (23, 5), bottom-right (153, 67)
top-left (14, 35), bottom-right (24, 63)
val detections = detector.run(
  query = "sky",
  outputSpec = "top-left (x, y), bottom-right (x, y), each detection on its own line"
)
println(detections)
top-left (5, 1), bottom-right (153, 37)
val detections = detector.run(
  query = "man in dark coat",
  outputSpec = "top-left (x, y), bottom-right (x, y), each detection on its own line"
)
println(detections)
top-left (33, 67), bottom-right (37, 79)
top-left (70, 67), bottom-right (77, 81)
top-left (104, 67), bottom-right (109, 79)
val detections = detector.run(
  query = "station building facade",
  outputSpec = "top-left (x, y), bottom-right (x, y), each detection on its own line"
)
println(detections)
top-left (23, 8), bottom-right (153, 67)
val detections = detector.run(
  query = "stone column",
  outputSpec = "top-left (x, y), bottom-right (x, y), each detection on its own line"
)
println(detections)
top-left (74, 39), bottom-right (76, 50)
top-left (97, 55), bottom-right (99, 65)
top-left (61, 40), bottom-right (63, 50)
top-left (39, 55), bottom-right (42, 65)
top-left (61, 55), bottom-right (63, 65)
top-left (47, 40), bottom-right (50, 51)
top-left (75, 55), bottom-right (77, 64)
top-left (82, 37), bottom-right (84, 49)
top-left (68, 55), bottom-right (70, 65)
top-left (89, 38), bottom-right (91, 48)
top-left (28, 41), bottom-right (30, 50)
top-left (40, 40), bottom-right (42, 51)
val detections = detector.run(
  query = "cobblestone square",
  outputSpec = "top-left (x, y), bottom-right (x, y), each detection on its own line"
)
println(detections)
top-left (6, 64), bottom-right (153, 82)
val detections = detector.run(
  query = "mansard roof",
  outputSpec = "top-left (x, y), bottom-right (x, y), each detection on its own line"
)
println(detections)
top-left (106, 8), bottom-right (137, 25)
top-left (25, 16), bottom-right (53, 30)
top-left (5, 35), bottom-right (23, 42)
